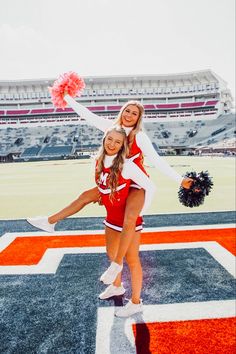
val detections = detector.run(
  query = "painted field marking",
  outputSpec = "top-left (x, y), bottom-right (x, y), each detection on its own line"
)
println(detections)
top-left (95, 300), bottom-right (236, 354)
top-left (1, 223), bottom-right (235, 252)
top-left (0, 241), bottom-right (235, 278)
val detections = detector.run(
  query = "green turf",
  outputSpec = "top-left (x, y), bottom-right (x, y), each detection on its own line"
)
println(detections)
top-left (0, 156), bottom-right (235, 220)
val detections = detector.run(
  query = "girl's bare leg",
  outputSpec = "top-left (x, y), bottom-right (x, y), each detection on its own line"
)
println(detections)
top-left (114, 188), bottom-right (145, 265)
top-left (125, 231), bottom-right (142, 304)
top-left (105, 226), bottom-right (122, 287)
top-left (48, 186), bottom-right (99, 224)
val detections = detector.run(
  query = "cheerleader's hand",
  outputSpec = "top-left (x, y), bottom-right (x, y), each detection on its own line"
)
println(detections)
top-left (181, 177), bottom-right (194, 189)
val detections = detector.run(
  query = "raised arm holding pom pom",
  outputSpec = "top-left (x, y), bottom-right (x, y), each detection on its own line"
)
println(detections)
top-left (178, 171), bottom-right (213, 207)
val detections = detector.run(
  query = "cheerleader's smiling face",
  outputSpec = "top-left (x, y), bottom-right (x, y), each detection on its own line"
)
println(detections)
top-left (104, 131), bottom-right (125, 156)
top-left (121, 105), bottom-right (140, 127)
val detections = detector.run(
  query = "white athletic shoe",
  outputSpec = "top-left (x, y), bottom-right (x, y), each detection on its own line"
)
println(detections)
top-left (26, 216), bottom-right (56, 233)
top-left (115, 299), bottom-right (143, 318)
top-left (100, 262), bottom-right (123, 285)
top-left (99, 283), bottom-right (126, 300)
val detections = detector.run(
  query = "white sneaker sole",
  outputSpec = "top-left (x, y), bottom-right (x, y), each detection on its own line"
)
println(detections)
top-left (26, 219), bottom-right (55, 233)
top-left (99, 271), bottom-right (121, 285)
top-left (99, 289), bottom-right (125, 300)
top-left (115, 307), bottom-right (143, 317)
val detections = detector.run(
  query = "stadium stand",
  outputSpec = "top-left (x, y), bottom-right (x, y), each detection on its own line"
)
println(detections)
top-left (0, 70), bottom-right (235, 162)
top-left (21, 146), bottom-right (41, 157)
top-left (145, 112), bottom-right (235, 149)
top-left (39, 145), bottom-right (73, 157)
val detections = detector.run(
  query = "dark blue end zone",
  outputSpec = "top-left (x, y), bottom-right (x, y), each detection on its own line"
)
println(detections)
top-left (1, 248), bottom-right (235, 353)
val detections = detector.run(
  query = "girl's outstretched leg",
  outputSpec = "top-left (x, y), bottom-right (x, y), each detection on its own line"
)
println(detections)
top-left (48, 186), bottom-right (99, 224)
top-left (27, 186), bottom-right (99, 233)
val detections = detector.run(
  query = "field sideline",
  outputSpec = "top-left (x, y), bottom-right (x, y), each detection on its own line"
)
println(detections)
top-left (0, 156), bottom-right (235, 220)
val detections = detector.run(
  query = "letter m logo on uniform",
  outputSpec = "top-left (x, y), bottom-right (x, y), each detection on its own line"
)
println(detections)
top-left (99, 172), bottom-right (109, 186)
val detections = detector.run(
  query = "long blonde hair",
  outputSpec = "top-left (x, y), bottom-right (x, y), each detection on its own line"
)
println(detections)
top-left (114, 100), bottom-right (144, 150)
top-left (96, 126), bottom-right (128, 201)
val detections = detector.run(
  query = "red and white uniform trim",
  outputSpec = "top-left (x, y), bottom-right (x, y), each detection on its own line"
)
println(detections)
top-left (97, 183), bottom-right (127, 195)
top-left (103, 220), bottom-right (143, 232)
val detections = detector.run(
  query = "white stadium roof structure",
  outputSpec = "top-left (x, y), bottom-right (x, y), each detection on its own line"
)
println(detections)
top-left (0, 70), bottom-right (235, 162)
top-left (0, 69), bottom-right (234, 124)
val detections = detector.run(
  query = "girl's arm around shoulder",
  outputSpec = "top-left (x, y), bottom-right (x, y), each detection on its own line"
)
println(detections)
top-left (64, 94), bottom-right (112, 132)
top-left (122, 161), bottom-right (156, 215)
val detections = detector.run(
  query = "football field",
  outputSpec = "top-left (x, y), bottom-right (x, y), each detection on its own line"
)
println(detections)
top-left (0, 155), bottom-right (235, 220)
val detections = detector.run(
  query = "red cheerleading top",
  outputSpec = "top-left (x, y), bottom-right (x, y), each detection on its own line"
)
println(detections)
top-left (96, 163), bottom-right (143, 232)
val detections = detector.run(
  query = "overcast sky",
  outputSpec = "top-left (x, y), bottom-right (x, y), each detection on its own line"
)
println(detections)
top-left (0, 0), bottom-right (235, 98)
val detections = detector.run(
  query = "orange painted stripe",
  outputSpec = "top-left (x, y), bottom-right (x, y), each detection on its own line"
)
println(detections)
top-left (142, 228), bottom-right (236, 256)
top-left (0, 234), bottom-right (105, 265)
top-left (0, 228), bottom-right (235, 265)
top-left (133, 317), bottom-right (236, 354)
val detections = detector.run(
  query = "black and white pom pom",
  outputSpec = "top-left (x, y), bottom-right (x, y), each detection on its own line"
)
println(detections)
top-left (178, 171), bottom-right (213, 208)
